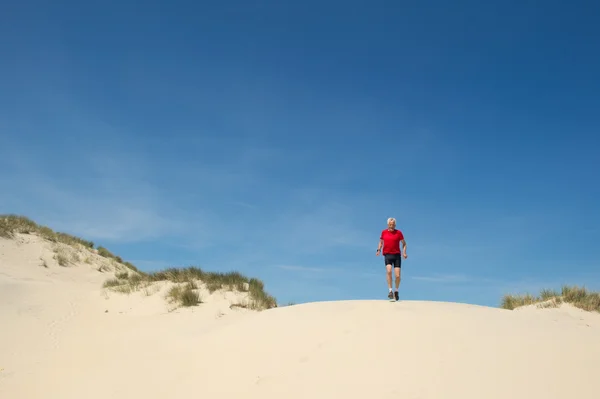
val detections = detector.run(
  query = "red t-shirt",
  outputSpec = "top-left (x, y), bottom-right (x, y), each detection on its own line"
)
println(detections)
top-left (380, 229), bottom-right (404, 254)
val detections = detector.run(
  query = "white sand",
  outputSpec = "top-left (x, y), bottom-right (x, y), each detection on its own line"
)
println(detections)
top-left (1, 233), bottom-right (599, 399)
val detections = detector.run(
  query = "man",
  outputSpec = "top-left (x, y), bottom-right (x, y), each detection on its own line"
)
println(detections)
top-left (376, 217), bottom-right (407, 300)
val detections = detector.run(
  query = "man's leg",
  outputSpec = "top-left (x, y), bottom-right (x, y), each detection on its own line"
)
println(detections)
top-left (385, 262), bottom-right (394, 299)
top-left (394, 255), bottom-right (401, 300)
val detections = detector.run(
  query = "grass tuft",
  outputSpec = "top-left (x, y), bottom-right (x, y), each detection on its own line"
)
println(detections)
top-left (501, 285), bottom-right (600, 313)
top-left (103, 278), bottom-right (123, 288)
top-left (166, 283), bottom-right (201, 307)
top-left (54, 252), bottom-right (70, 267)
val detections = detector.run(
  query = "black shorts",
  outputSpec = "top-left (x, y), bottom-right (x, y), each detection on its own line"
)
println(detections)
top-left (384, 253), bottom-right (401, 268)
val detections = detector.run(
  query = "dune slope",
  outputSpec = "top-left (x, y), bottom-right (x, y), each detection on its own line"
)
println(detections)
top-left (2, 232), bottom-right (600, 398)
top-left (0, 232), bottom-right (266, 398)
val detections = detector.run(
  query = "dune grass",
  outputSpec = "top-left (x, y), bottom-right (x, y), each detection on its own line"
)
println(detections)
top-left (166, 282), bottom-right (202, 307)
top-left (1, 214), bottom-right (95, 248)
top-left (2, 214), bottom-right (278, 310)
top-left (103, 267), bottom-right (277, 310)
top-left (0, 214), bottom-right (139, 272)
top-left (501, 285), bottom-right (600, 312)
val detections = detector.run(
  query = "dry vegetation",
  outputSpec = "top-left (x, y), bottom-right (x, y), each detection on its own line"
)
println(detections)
top-left (501, 285), bottom-right (600, 312)
top-left (1, 214), bottom-right (93, 247)
top-left (0, 214), bottom-right (139, 272)
top-left (102, 267), bottom-right (277, 310)
top-left (1, 214), bottom-right (277, 310)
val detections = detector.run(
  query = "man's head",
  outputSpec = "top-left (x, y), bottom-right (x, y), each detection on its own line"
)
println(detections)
top-left (387, 217), bottom-right (396, 230)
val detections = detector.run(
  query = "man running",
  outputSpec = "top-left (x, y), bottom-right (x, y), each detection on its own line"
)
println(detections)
top-left (376, 217), bottom-right (407, 300)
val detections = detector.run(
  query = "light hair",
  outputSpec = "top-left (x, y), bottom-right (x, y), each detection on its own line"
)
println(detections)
top-left (387, 217), bottom-right (396, 224)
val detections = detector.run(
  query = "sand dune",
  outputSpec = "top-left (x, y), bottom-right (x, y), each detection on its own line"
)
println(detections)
top-left (2, 228), bottom-right (600, 399)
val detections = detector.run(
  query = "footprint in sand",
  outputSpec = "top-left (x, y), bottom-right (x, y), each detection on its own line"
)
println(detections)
top-left (46, 299), bottom-right (79, 349)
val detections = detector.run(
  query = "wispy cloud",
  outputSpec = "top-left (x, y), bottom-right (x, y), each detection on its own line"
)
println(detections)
top-left (0, 147), bottom-right (184, 243)
top-left (411, 273), bottom-right (496, 284)
top-left (276, 265), bottom-right (332, 273)
top-left (126, 259), bottom-right (178, 270)
top-left (493, 275), bottom-right (600, 295)
top-left (274, 264), bottom-right (379, 280)
top-left (229, 201), bottom-right (257, 209)
top-left (251, 190), bottom-right (377, 257)
top-left (1, 110), bottom-right (378, 260)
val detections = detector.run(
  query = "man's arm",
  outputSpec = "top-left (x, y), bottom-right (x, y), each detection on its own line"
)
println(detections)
top-left (376, 239), bottom-right (383, 255)
top-left (401, 239), bottom-right (407, 257)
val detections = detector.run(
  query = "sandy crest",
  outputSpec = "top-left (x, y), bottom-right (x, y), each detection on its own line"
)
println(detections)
top-left (2, 234), bottom-right (600, 399)
top-left (169, 300), bottom-right (600, 399)
top-left (0, 234), bottom-right (257, 398)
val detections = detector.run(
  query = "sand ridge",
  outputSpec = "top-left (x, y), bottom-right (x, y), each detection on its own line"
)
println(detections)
top-left (1, 232), bottom-right (600, 399)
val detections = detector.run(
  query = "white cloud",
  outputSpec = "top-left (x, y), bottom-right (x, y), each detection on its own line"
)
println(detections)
top-left (276, 265), bottom-right (332, 273)
top-left (274, 265), bottom-right (380, 281)
top-left (410, 273), bottom-right (497, 284)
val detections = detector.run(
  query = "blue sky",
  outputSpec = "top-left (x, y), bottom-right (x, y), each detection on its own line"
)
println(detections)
top-left (1, 1), bottom-right (599, 307)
